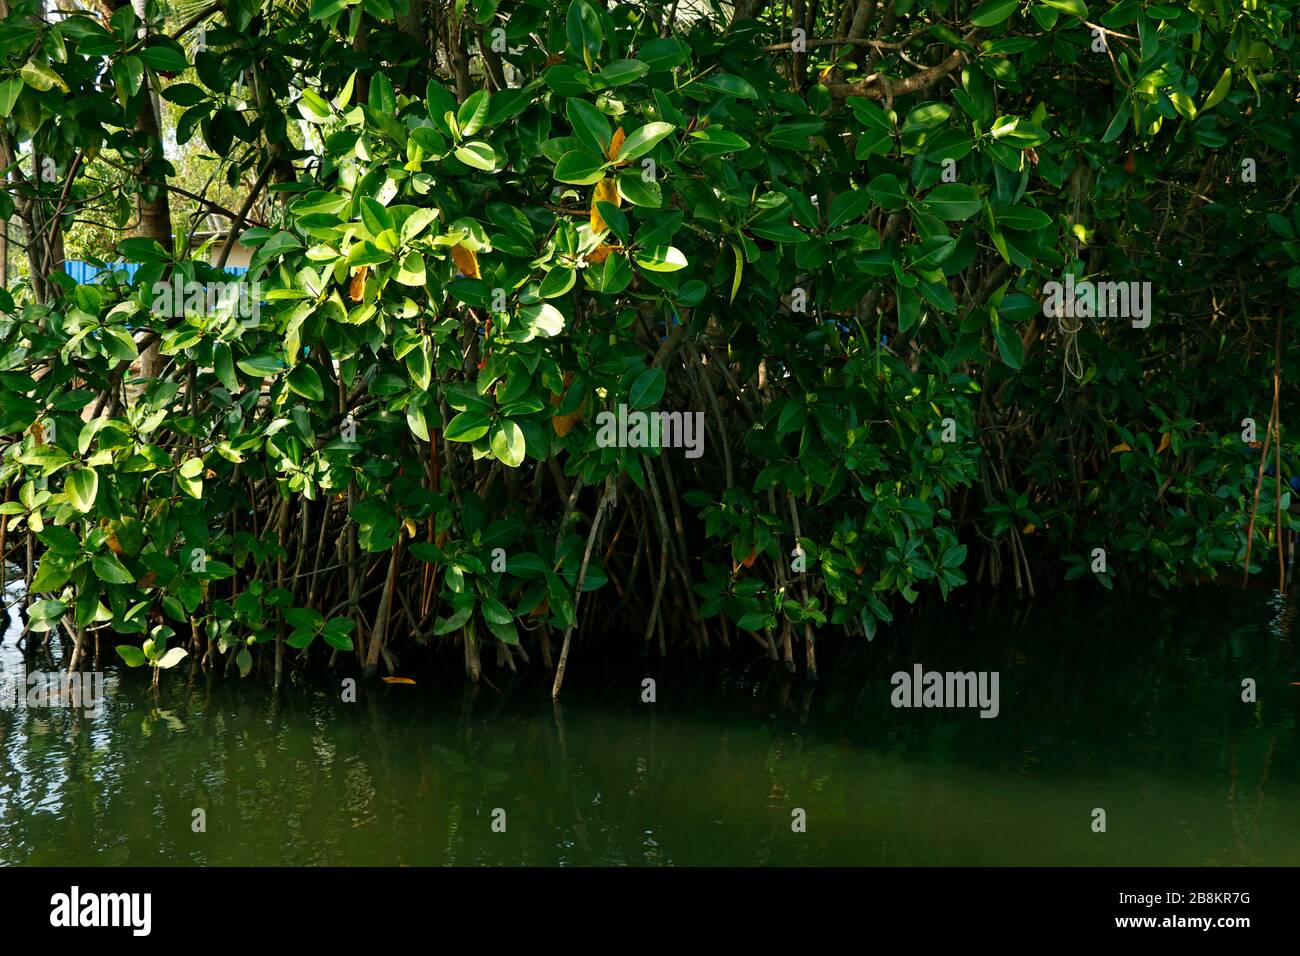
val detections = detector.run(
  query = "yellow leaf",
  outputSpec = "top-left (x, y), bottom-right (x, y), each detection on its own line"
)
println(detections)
top-left (552, 411), bottom-right (581, 437)
top-left (607, 126), bottom-right (626, 162)
top-left (381, 676), bottom-right (416, 685)
top-left (588, 243), bottom-right (613, 264)
top-left (1022, 523), bottom-right (1036, 535)
top-left (451, 243), bottom-right (479, 279)
top-left (591, 177), bottom-right (620, 233)
top-left (1157, 432), bottom-right (1170, 454)
top-left (403, 517), bottom-right (418, 538)
top-left (1110, 442), bottom-right (1132, 453)
top-left (348, 266), bottom-right (368, 302)
top-left (550, 376), bottom-right (584, 436)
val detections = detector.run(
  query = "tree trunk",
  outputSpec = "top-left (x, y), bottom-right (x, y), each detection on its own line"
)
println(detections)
top-left (93, 0), bottom-right (174, 377)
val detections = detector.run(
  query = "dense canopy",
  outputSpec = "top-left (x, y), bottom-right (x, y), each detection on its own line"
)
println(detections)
top-left (0, 0), bottom-right (1297, 689)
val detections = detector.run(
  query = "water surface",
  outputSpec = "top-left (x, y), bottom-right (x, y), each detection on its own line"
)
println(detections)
top-left (2, 578), bottom-right (1297, 866)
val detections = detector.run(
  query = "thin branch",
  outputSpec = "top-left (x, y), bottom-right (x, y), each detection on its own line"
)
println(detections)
top-left (825, 28), bottom-right (980, 100)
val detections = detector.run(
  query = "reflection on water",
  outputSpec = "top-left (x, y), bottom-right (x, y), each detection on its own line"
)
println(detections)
top-left (0, 580), bottom-right (1297, 866)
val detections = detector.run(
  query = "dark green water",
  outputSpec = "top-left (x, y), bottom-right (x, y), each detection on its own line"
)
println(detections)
top-left (1, 579), bottom-right (1298, 866)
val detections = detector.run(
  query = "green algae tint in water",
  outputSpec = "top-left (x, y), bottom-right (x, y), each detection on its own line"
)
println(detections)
top-left (1, 583), bottom-right (1298, 866)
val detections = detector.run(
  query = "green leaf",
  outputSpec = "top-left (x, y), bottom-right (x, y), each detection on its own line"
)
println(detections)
top-left (599, 59), bottom-right (649, 86)
top-left (730, 243), bottom-right (743, 303)
top-left (688, 127), bottom-right (750, 155)
top-left (66, 467), bottom-right (98, 513)
top-left (454, 141), bottom-right (496, 171)
top-left (1168, 90), bottom-right (1196, 121)
top-left (117, 237), bottom-right (169, 263)
top-left (903, 102), bottom-right (952, 133)
top-left (1040, 0), bottom-right (1087, 16)
top-left (554, 149), bottom-right (607, 184)
top-left (970, 0), bottom-right (1019, 26)
top-left (897, 284), bottom-right (921, 333)
top-left (28, 598), bottom-right (66, 622)
top-left (237, 353), bottom-right (286, 377)
top-left (697, 74), bottom-right (758, 99)
top-left (0, 77), bottom-right (22, 118)
top-left (406, 344), bottom-right (431, 389)
top-left (137, 40), bottom-right (188, 72)
top-left (924, 183), bottom-right (982, 220)
top-left (615, 122), bottom-right (674, 162)
top-left (541, 264), bottom-right (579, 297)
top-left (457, 89), bottom-right (490, 136)
top-left (639, 37), bottom-right (690, 72)
top-left (287, 363), bottom-right (325, 401)
top-left (298, 87), bottom-right (332, 122)
top-left (115, 645), bottom-right (148, 667)
top-left (111, 56), bottom-right (143, 99)
top-left (156, 647), bottom-right (188, 669)
top-left (490, 420), bottom-right (526, 467)
top-left (92, 553), bottom-right (135, 585)
top-left (629, 367), bottom-right (665, 410)
top-left (848, 97), bottom-right (893, 132)
top-left (310, 0), bottom-right (348, 19)
top-left (1101, 101), bottom-right (1131, 143)
top-left (517, 302), bottom-right (566, 338)
top-left (566, 0), bottom-right (604, 64)
top-left (867, 173), bottom-right (907, 210)
top-left (633, 246), bottom-right (687, 272)
top-left (828, 190), bottom-right (874, 227)
top-left (616, 171), bottom-right (662, 207)
top-left (29, 558), bottom-right (72, 593)
top-left (20, 59), bottom-right (68, 93)
top-left (567, 98), bottom-right (612, 154)
top-left (1201, 67), bottom-right (1231, 112)
top-left (990, 116), bottom-right (1049, 148)
top-left (321, 617), bottom-right (356, 651)
top-left (445, 410), bottom-right (491, 442)
top-left (162, 82), bottom-right (206, 106)
top-left (485, 617), bottom-right (520, 645)
top-left (995, 205), bottom-right (1052, 230)
top-left (396, 250), bottom-right (427, 286)
top-left (406, 402), bottom-right (430, 441)
top-left (285, 607), bottom-right (325, 630)
top-left (434, 601), bottom-right (475, 635)
top-left (368, 73), bottom-right (396, 114)
top-left (991, 309), bottom-right (1024, 369)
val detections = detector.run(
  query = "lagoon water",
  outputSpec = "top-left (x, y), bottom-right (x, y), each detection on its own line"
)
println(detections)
top-left (1, 577), bottom-right (1297, 866)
